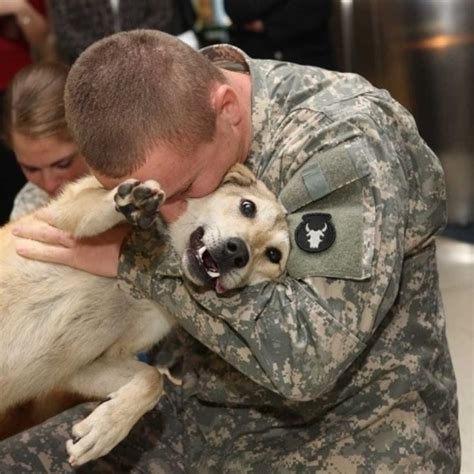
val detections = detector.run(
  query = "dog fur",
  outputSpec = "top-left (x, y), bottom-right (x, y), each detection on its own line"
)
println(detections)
top-left (0, 164), bottom-right (289, 465)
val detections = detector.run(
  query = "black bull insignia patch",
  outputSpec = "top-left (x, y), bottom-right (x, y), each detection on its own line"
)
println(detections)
top-left (295, 213), bottom-right (336, 253)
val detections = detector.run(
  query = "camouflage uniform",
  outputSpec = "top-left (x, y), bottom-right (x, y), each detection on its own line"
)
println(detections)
top-left (9, 182), bottom-right (49, 221)
top-left (0, 46), bottom-right (460, 473)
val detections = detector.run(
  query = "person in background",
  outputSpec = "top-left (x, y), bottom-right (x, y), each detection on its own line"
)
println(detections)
top-left (0, 0), bottom-right (48, 225)
top-left (224, 0), bottom-right (333, 68)
top-left (3, 62), bottom-right (89, 220)
top-left (48, 0), bottom-right (198, 64)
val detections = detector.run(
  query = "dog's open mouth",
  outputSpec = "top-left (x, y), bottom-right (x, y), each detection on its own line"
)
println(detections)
top-left (187, 227), bottom-right (226, 293)
top-left (196, 245), bottom-right (220, 279)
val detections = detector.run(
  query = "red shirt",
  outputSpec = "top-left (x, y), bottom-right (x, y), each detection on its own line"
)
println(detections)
top-left (0, 0), bottom-right (46, 91)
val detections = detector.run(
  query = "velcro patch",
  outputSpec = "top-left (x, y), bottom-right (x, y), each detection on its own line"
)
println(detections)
top-left (295, 213), bottom-right (336, 253)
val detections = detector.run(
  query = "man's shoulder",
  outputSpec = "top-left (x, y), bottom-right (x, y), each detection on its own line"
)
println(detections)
top-left (252, 60), bottom-right (382, 113)
top-left (202, 43), bottom-right (383, 113)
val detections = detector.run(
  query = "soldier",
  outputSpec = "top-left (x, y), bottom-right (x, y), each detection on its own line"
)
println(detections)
top-left (6, 30), bottom-right (460, 472)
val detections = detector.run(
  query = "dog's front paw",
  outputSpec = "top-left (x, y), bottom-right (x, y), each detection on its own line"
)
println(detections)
top-left (114, 179), bottom-right (165, 229)
top-left (66, 397), bottom-right (131, 466)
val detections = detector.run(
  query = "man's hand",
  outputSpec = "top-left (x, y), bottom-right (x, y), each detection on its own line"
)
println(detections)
top-left (12, 211), bottom-right (129, 278)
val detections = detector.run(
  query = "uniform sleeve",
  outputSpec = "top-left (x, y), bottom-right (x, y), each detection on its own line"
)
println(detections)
top-left (118, 127), bottom-right (409, 402)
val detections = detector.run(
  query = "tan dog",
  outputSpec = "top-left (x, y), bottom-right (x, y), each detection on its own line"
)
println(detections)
top-left (0, 164), bottom-right (289, 466)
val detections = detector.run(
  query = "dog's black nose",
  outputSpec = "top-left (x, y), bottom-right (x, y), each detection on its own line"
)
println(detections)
top-left (224, 237), bottom-right (249, 269)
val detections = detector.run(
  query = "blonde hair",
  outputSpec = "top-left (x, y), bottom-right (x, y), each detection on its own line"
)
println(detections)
top-left (65, 29), bottom-right (226, 178)
top-left (3, 62), bottom-right (71, 147)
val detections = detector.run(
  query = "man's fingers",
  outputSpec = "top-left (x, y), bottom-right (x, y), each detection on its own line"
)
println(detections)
top-left (12, 220), bottom-right (75, 248)
top-left (15, 237), bottom-right (73, 265)
top-left (11, 224), bottom-right (126, 277)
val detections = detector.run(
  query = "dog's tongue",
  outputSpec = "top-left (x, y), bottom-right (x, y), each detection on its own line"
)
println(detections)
top-left (214, 279), bottom-right (226, 294)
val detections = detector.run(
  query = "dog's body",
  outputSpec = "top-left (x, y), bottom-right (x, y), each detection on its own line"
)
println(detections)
top-left (0, 165), bottom-right (289, 465)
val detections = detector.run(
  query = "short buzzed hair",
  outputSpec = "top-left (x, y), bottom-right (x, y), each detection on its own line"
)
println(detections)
top-left (65, 30), bottom-right (226, 178)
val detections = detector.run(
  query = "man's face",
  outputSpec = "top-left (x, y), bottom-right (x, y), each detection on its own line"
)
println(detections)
top-left (95, 138), bottom-right (241, 223)
top-left (95, 77), bottom-right (252, 222)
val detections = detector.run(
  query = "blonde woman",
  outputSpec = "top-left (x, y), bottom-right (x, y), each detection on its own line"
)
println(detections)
top-left (3, 62), bottom-right (89, 220)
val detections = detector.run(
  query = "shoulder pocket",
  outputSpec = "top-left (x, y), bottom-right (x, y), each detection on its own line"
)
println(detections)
top-left (280, 140), bottom-right (376, 280)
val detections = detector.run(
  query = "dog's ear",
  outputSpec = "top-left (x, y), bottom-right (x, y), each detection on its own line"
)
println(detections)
top-left (222, 164), bottom-right (256, 187)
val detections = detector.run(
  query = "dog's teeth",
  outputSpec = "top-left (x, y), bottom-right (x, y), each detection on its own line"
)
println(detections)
top-left (206, 269), bottom-right (220, 278)
top-left (198, 246), bottom-right (207, 261)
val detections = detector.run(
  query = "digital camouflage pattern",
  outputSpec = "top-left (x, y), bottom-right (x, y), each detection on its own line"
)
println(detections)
top-left (0, 379), bottom-right (186, 473)
top-left (118, 45), bottom-right (461, 472)
top-left (0, 45), bottom-right (460, 473)
top-left (9, 182), bottom-right (49, 221)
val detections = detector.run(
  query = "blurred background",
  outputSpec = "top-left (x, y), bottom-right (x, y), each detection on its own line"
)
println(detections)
top-left (1, 0), bottom-right (472, 470)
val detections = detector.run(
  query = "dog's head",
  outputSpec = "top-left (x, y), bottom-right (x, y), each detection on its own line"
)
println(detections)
top-left (170, 164), bottom-right (290, 294)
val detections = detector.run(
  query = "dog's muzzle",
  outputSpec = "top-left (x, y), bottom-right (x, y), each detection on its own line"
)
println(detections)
top-left (186, 226), bottom-right (250, 292)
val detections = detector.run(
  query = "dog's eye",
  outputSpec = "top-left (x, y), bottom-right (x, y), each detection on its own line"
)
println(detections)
top-left (240, 199), bottom-right (256, 218)
top-left (266, 247), bottom-right (282, 264)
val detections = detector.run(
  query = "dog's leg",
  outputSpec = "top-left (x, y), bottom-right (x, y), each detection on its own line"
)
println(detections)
top-left (47, 176), bottom-right (165, 238)
top-left (113, 179), bottom-right (166, 230)
top-left (63, 357), bottom-right (164, 466)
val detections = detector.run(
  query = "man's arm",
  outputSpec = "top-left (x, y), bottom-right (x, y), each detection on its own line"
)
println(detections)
top-left (10, 133), bottom-right (404, 401)
top-left (118, 131), bottom-right (407, 402)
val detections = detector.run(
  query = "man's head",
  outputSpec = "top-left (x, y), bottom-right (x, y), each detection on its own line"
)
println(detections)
top-left (65, 29), bottom-right (225, 178)
top-left (66, 29), bottom-right (252, 222)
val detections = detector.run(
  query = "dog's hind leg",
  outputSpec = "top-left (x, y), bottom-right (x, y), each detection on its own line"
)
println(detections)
top-left (62, 357), bottom-right (164, 466)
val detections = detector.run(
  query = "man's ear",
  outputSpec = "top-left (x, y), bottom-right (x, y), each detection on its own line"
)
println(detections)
top-left (222, 164), bottom-right (256, 187)
top-left (212, 84), bottom-right (241, 126)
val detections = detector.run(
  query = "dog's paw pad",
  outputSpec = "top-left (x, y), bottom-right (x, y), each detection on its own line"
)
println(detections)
top-left (116, 179), bottom-right (140, 199)
top-left (114, 179), bottom-right (165, 229)
top-left (132, 185), bottom-right (154, 201)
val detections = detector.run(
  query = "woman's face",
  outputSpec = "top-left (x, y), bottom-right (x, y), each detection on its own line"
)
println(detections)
top-left (12, 132), bottom-right (89, 197)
